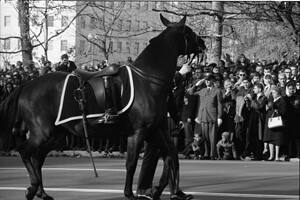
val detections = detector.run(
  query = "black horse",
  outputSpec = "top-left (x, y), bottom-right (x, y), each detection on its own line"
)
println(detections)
top-left (0, 14), bottom-right (206, 200)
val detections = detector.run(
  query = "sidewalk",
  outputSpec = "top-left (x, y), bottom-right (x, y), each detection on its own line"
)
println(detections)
top-left (1, 150), bottom-right (299, 162)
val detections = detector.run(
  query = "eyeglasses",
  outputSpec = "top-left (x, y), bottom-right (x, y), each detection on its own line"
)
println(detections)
top-left (239, 74), bottom-right (246, 76)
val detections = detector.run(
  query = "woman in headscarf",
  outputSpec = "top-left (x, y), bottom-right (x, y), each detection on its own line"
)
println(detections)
top-left (265, 86), bottom-right (288, 161)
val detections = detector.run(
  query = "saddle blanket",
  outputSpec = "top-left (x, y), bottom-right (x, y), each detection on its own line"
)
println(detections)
top-left (55, 66), bottom-right (134, 125)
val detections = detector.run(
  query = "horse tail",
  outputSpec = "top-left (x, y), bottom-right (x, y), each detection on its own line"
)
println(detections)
top-left (0, 85), bottom-right (24, 146)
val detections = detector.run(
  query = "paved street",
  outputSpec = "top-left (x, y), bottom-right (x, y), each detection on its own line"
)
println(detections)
top-left (0, 156), bottom-right (299, 200)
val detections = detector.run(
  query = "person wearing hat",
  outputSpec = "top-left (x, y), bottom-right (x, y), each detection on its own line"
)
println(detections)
top-left (194, 72), bottom-right (223, 160)
top-left (55, 54), bottom-right (77, 73)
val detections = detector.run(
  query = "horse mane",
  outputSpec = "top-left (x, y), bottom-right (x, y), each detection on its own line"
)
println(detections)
top-left (0, 84), bottom-right (24, 145)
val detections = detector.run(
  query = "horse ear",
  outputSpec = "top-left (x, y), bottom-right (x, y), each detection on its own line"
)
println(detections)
top-left (160, 14), bottom-right (171, 27)
top-left (178, 15), bottom-right (186, 26)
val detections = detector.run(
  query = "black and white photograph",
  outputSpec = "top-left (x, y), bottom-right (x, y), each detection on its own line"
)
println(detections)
top-left (0, 1), bottom-right (299, 200)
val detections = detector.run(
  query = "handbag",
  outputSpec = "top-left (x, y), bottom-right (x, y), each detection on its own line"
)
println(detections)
top-left (268, 110), bottom-right (283, 129)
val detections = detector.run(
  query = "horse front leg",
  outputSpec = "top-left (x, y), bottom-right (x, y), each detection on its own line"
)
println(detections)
top-left (124, 130), bottom-right (145, 200)
top-left (153, 129), bottom-right (193, 200)
top-left (136, 141), bottom-right (160, 199)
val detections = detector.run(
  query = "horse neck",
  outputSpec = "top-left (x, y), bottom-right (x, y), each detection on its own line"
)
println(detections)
top-left (133, 38), bottom-right (179, 85)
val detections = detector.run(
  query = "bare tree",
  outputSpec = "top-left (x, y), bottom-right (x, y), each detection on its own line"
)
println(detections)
top-left (0, 0), bottom-right (89, 65)
top-left (77, 1), bottom-right (157, 65)
top-left (154, 1), bottom-right (300, 62)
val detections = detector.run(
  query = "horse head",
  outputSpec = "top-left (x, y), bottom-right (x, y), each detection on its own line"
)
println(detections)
top-left (133, 14), bottom-right (206, 85)
top-left (159, 14), bottom-right (206, 62)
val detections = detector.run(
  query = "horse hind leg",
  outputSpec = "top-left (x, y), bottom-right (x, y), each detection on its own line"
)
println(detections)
top-left (32, 128), bottom-right (65, 200)
top-left (32, 151), bottom-right (54, 200)
top-left (19, 151), bottom-right (40, 200)
top-left (124, 131), bottom-right (145, 200)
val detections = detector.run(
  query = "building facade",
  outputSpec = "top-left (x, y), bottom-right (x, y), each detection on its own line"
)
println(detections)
top-left (75, 1), bottom-right (178, 67)
top-left (0, 0), bottom-right (76, 68)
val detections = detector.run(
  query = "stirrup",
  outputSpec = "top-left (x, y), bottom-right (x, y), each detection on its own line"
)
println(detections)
top-left (98, 112), bottom-right (118, 124)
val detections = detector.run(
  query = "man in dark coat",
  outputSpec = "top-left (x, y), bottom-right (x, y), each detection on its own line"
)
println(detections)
top-left (55, 54), bottom-right (77, 73)
top-left (244, 82), bottom-right (268, 160)
top-left (284, 81), bottom-right (300, 159)
top-left (194, 74), bottom-right (223, 159)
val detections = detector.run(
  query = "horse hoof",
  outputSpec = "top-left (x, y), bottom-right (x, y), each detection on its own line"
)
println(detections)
top-left (36, 191), bottom-right (54, 200)
top-left (170, 191), bottom-right (193, 200)
top-left (25, 187), bottom-right (36, 200)
top-left (124, 194), bottom-right (136, 200)
top-left (152, 186), bottom-right (161, 200)
top-left (137, 194), bottom-right (153, 200)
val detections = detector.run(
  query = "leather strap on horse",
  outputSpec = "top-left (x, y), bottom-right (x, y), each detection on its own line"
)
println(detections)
top-left (73, 74), bottom-right (98, 177)
top-left (129, 63), bottom-right (171, 86)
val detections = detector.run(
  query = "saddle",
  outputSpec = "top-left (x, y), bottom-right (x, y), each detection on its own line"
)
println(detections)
top-left (74, 65), bottom-right (119, 81)
top-left (55, 65), bottom-right (134, 126)
top-left (74, 65), bottom-right (120, 124)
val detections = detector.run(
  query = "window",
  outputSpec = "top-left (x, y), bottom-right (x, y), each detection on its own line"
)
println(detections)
top-left (61, 16), bottom-right (68, 27)
top-left (48, 40), bottom-right (53, 51)
top-left (126, 42), bottom-right (130, 54)
top-left (125, 20), bottom-right (131, 31)
top-left (136, 20), bottom-right (140, 30)
top-left (61, 40), bottom-right (68, 51)
top-left (80, 16), bottom-right (86, 29)
top-left (90, 17), bottom-right (96, 29)
top-left (116, 41), bottom-right (122, 53)
top-left (79, 40), bottom-right (85, 54)
top-left (143, 42), bottom-right (148, 49)
top-left (88, 42), bottom-right (93, 53)
top-left (154, 2), bottom-right (159, 9)
top-left (32, 14), bottom-right (39, 26)
top-left (142, 21), bottom-right (148, 29)
top-left (98, 16), bottom-right (104, 28)
top-left (143, 2), bottom-right (148, 10)
top-left (109, 41), bottom-right (113, 53)
top-left (106, 1), bottom-right (114, 8)
top-left (126, 2), bottom-right (131, 9)
top-left (32, 39), bottom-right (38, 46)
top-left (134, 42), bottom-right (139, 55)
top-left (17, 39), bottom-right (21, 50)
top-left (4, 39), bottom-right (10, 50)
top-left (136, 2), bottom-right (140, 9)
top-left (48, 16), bottom-right (54, 27)
top-left (117, 19), bottom-right (122, 31)
top-left (4, 16), bottom-right (11, 27)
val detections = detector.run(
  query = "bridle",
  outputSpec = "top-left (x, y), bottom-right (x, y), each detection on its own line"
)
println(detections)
top-left (129, 28), bottom-right (205, 86)
top-left (182, 27), bottom-right (205, 66)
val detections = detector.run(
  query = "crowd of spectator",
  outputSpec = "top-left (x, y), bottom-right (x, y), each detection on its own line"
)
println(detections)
top-left (171, 53), bottom-right (300, 161)
top-left (1, 53), bottom-right (300, 162)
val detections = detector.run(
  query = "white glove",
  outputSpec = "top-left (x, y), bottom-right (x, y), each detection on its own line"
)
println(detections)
top-left (217, 118), bottom-right (222, 127)
top-left (179, 63), bottom-right (191, 75)
top-left (178, 121), bottom-right (184, 129)
top-left (195, 79), bottom-right (205, 86)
